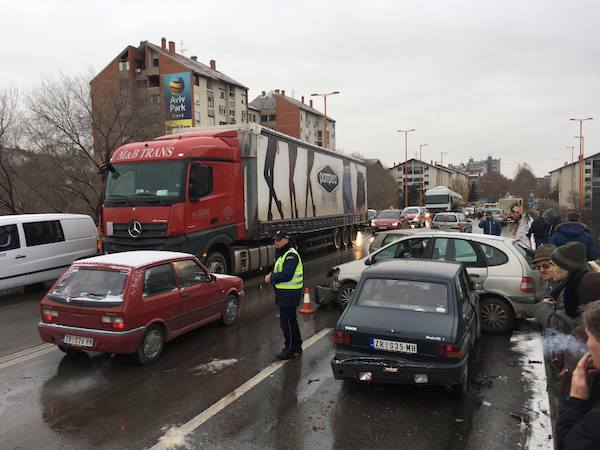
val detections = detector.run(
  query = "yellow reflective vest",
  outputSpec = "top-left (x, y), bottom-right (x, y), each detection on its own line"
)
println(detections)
top-left (273, 247), bottom-right (303, 290)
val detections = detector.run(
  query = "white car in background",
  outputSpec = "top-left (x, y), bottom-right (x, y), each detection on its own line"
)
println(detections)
top-left (319, 231), bottom-right (543, 334)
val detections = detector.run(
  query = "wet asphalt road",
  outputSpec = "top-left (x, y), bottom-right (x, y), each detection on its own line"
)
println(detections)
top-left (0, 223), bottom-right (545, 450)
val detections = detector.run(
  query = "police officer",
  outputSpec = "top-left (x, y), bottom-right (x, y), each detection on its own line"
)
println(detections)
top-left (264, 229), bottom-right (304, 360)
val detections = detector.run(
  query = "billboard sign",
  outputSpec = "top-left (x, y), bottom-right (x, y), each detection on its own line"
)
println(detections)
top-left (162, 72), bottom-right (193, 132)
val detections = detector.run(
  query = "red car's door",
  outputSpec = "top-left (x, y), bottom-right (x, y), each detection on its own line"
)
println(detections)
top-left (173, 259), bottom-right (222, 327)
top-left (141, 263), bottom-right (183, 332)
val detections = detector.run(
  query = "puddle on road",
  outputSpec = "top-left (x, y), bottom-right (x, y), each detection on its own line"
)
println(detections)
top-left (191, 358), bottom-right (240, 375)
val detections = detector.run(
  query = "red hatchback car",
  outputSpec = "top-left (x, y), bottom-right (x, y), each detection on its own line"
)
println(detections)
top-left (38, 251), bottom-right (245, 365)
top-left (370, 209), bottom-right (408, 232)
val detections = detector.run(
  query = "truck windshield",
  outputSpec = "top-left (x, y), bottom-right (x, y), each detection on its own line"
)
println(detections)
top-left (425, 195), bottom-right (449, 204)
top-left (105, 161), bottom-right (185, 206)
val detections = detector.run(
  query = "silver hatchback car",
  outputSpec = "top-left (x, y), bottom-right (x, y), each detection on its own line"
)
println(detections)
top-left (321, 232), bottom-right (543, 334)
top-left (431, 212), bottom-right (473, 233)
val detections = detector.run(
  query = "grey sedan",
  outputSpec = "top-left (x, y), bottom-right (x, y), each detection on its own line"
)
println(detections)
top-left (431, 212), bottom-right (472, 232)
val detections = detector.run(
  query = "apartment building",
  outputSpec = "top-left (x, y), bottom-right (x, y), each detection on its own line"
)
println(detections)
top-left (449, 156), bottom-right (501, 178)
top-left (91, 38), bottom-right (248, 136)
top-left (250, 90), bottom-right (336, 149)
top-left (389, 159), bottom-right (469, 193)
top-left (549, 152), bottom-right (600, 210)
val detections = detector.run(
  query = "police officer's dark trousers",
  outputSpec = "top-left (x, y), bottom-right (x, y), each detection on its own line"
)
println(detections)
top-left (279, 306), bottom-right (302, 352)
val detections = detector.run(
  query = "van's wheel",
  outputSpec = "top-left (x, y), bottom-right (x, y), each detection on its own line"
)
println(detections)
top-left (349, 226), bottom-right (358, 246)
top-left (480, 297), bottom-right (515, 334)
top-left (221, 294), bottom-right (239, 326)
top-left (341, 227), bottom-right (350, 248)
top-left (338, 282), bottom-right (357, 309)
top-left (332, 228), bottom-right (342, 251)
top-left (206, 251), bottom-right (228, 274)
top-left (135, 325), bottom-right (164, 366)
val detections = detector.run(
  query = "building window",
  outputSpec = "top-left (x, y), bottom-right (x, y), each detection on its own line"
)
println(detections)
top-left (195, 95), bottom-right (200, 105)
top-left (219, 121), bottom-right (227, 125)
top-left (207, 116), bottom-right (215, 126)
top-left (207, 97), bottom-right (214, 108)
top-left (207, 79), bottom-right (214, 90)
top-left (219, 105), bottom-right (226, 115)
top-left (195, 112), bottom-right (201, 123)
top-left (241, 111), bottom-right (247, 121)
top-left (149, 94), bottom-right (160, 105)
top-left (136, 80), bottom-right (147, 89)
top-left (229, 109), bottom-right (235, 117)
top-left (148, 75), bottom-right (160, 88)
top-left (119, 61), bottom-right (129, 71)
top-left (229, 90), bottom-right (235, 99)
top-left (194, 75), bottom-right (200, 86)
top-left (219, 88), bottom-right (226, 99)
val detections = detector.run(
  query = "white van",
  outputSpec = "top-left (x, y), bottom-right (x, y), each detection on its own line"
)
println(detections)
top-left (0, 214), bottom-right (99, 291)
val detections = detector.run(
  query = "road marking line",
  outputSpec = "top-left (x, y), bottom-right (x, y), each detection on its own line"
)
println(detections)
top-left (149, 327), bottom-right (333, 450)
top-left (0, 343), bottom-right (56, 371)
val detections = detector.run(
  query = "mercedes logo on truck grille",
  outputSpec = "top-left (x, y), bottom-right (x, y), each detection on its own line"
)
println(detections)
top-left (128, 220), bottom-right (142, 238)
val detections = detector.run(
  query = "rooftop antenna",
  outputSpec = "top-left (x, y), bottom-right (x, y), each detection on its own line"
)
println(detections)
top-left (290, 89), bottom-right (296, 98)
top-left (179, 40), bottom-right (187, 55)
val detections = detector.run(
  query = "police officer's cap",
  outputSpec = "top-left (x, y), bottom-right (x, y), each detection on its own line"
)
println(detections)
top-left (272, 229), bottom-right (290, 241)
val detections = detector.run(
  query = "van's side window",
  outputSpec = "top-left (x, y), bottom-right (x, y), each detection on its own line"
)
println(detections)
top-left (23, 221), bottom-right (65, 247)
top-left (143, 264), bottom-right (177, 297)
top-left (0, 225), bottom-right (20, 251)
top-left (173, 260), bottom-right (209, 287)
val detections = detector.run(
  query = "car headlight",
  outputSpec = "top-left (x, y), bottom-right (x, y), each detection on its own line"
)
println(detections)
top-left (392, 222), bottom-right (398, 227)
top-left (371, 220), bottom-right (376, 226)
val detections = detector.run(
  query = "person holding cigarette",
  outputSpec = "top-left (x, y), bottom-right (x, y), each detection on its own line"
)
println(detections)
top-left (556, 300), bottom-right (600, 449)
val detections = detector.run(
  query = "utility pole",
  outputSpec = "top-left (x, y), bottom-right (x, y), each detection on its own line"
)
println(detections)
top-left (419, 144), bottom-right (428, 206)
top-left (397, 129), bottom-right (416, 208)
top-left (440, 152), bottom-right (448, 166)
top-left (567, 145), bottom-right (575, 207)
top-left (570, 117), bottom-right (593, 211)
top-left (311, 91), bottom-right (340, 149)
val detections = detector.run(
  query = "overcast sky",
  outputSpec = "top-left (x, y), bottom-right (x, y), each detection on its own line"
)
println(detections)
top-left (2, 0), bottom-right (600, 177)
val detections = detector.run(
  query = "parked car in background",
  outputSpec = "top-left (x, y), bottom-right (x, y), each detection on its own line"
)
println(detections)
top-left (363, 209), bottom-right (378, 228)
top-left (403, 206), bottom-right (428, 228)
top-left (463, 207), bottom-right (475, 219)
top-left (331, 259), bottom-right (479, 394)
top-left (38, 251), bottom-right (245, 365)
top-left (0, 214), bottom-right (99, 291)
top-left (369, 229), bottom-right (433, 253)
top-left (319, 232), bottom-right (542, 334)
top-left (431, 212), bottom-right (472, 233)
top-left (370, 209), bottom-right (408, 232)
top-left (484, 208), bottom-right (506, 226)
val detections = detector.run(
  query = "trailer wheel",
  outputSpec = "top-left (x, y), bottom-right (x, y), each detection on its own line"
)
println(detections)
top-left (349, 226), bottom-right (357, 246)
top-left (206, 251), bottom-right (228, 274)
top-left (341, 227), bottom-right (350, 248)
top-left (332, 228), bottom-right (343, 251)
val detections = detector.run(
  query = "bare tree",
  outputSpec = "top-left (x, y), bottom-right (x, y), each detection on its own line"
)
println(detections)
top-left (0, 86), bottom-right (23, 213)
top-left (23, 72), bottom-right (158, 219)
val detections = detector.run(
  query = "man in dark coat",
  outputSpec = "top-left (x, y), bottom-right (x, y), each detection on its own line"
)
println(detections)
top-left (264, 229), bottom-right (304, 360)
top-left (527, 215), bottom-right (551, 249)
top-left (550, 211), bottom-right (599, 261)
top-left (556, 299), bottom-right (600, 449)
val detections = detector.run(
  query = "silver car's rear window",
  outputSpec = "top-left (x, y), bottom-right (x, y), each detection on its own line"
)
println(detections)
top-left (434, 215), bottom-right (458, 222)
top-left (50, 268), bottom-right (127, 304)
top-left (357, 278), bottom-right (448, 314)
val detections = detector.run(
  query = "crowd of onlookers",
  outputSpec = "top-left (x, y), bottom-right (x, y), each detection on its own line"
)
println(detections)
top-left (526, 209), bottom-right (600, 449)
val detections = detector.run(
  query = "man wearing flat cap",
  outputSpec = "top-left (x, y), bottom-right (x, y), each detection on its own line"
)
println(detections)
top-left (264, 229), bottom-right (304, 360)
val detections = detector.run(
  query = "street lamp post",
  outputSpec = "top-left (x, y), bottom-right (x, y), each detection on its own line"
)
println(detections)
top-left (419, 144), bottom-right (428, 206)
top-left (567, 145), bottom-right (575, 207)
top-left (397, 129), bottom-right (416, 208)
top-left (570, 117), bottom-right (593, 211)
top-left (311, 91), bottom-right (340, 149)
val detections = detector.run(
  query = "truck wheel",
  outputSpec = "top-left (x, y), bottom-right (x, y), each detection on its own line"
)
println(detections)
top-left (206, 251), bottom-right (228, 274)
top-left (480, 297), bottom-right (515, 334)
top-left (332, 228), bottom-right (342, 251)
top-left (341, 227), bottom-right (350, 248)
top-left (349, 226), bottom-right (357, 246)
top-left (135, 325), bottom-right (164, 366)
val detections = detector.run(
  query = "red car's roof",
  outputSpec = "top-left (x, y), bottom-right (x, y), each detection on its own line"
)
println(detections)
top-left (76, 251), bottom-right (194, 269)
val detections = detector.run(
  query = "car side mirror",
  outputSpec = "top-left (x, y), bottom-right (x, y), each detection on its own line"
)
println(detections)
top-left (365, 256), bottom-right (374, 266)
top-left (470, 280), bottom-right (484, 291)
top-left (207, 273), bottom-right (217, 282)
